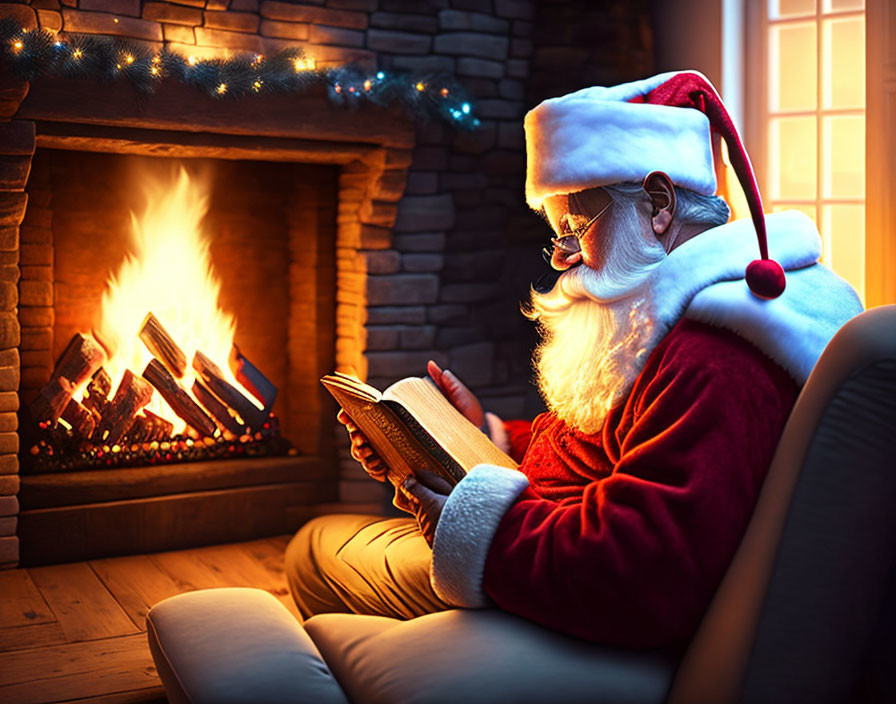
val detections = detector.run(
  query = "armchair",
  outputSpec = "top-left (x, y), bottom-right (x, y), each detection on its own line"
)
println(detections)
top-left (147, 306), bottom-right (896, 704)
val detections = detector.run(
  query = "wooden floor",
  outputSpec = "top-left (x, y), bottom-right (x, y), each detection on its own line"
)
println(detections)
top-left (0, 535), bottom-right (300, 704)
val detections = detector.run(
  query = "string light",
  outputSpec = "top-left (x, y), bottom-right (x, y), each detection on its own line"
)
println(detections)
top-left (293, 56), bottom-right (314, 72)
top-left (0, 25), bottom-right (479, 129)
top-left (113, 17), bottom-right (119, 23)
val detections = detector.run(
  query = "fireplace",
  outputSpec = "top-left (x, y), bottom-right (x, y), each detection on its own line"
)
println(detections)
top-left (0, 72), bottom-right (416, 565)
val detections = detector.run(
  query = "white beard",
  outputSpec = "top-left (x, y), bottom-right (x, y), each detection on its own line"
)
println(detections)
top-left (528, 204), bottom-right (668, 434)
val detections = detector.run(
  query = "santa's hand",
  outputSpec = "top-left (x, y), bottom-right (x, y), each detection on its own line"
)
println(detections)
top-left (401, 469), bottom-right (452, 547)
top-left (427, 360), bottom-right (485, 429)
top-left (337, 409), bottom-right (388, 482)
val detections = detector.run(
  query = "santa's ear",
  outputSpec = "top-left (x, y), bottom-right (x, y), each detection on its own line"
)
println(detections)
top-left (642, 171), bottom-right (676, 236)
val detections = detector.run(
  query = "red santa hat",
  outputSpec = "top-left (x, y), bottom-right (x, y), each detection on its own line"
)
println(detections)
top-left (524, 70), bottom-right (786, 299)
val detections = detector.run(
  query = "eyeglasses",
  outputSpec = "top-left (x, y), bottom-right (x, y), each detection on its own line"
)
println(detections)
top-left (540, 199), bottom-right (612, 265)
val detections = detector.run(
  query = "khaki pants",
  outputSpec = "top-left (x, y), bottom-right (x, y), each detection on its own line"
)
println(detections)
top-left (285, 514), bottom-right (450, 621)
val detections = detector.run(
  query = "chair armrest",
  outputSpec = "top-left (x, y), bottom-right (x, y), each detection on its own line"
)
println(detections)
top-left (146, 587), bottom-right (348, 704)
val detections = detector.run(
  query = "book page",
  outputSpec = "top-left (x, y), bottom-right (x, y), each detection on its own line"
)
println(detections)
top-left (383, 378), bottom-right (518, 472)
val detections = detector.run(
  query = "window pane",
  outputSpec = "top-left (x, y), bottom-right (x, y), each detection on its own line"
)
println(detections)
top-left (770, 0), bottom-right (816, 18)
top-left (823, 115), bottom-right (864, 198)
top-left (771, 203), bottom-right (818, 225)
top-left (822, 16), bottom-right (865, 108)
top-left (822, 204), bottom-right (865, 301)
top-left (770, 116), bottom-right (817, 200)
top-left (769, 23), bottom-right (818, 111)
top-left (823, 0), bottom-right (864, 12)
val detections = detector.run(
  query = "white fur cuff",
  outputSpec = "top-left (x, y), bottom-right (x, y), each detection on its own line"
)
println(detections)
top-left (430, 464), bottom-right (530, 608)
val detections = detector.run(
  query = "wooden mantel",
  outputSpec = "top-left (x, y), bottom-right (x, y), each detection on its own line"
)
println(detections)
top-left (16, 76), bottom-right (415, 149)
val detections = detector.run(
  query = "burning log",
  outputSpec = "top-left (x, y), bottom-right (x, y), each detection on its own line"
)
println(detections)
top-left (61, 399), bottom-right (96, 440)
top-left (193, 350), bottom-right (267, 430)
top-left (193, 380), bottom-right (245, 436)
top-left (30, 333), bottom-right (105, 423)
top-left (94, 370), bottom-right (154, 445)
top-left (229, 344), bottom-right (278, 412)
top-left (139, 313), bottom-right (187, 378)
top-left (82, 368), bottom-right (112, 417)
top-left (142, 359), bottom-right (217, 437)
top-left (143, 409), bottom-right (174, 441)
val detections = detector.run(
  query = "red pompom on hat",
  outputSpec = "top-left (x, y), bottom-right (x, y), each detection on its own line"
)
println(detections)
top-left (524, 70), bottom-right (785, 299)
top-left (634, 71), bottom-right (785, 299)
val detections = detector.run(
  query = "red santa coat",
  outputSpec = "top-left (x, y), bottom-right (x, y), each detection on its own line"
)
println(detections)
top-left (485, 319), bottom-right (797, 648)
top-left (428, 212), bottom-right (863, 648)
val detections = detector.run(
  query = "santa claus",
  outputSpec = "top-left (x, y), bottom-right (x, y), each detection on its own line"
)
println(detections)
top-left (286, 71), bottom-right (863, 648)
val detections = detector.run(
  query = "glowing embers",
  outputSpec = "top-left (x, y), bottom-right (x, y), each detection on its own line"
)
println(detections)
top-left (25, 168), bottom-right (287, 474)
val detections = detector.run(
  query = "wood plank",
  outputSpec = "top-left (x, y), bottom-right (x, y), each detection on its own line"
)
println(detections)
top-left (0, 569), bottom-right (56, 628)
top-left (35, 120), bottom-right (372, 165)
top-left (19, 78), bottom-right (415, 147)
top-left (28, 563), bottom-right (139, 642)
top-left (238, 537), bottom-right (301, 619)
top-left (0, 621), bottom-right (68, 653)
top-left (151, 539), bottom-right (300, 619)
top-left (89, 555), bottom-right (185, 632)
top-left (0, 633), bottom-right (158, 704)
top-left (19, 456), bottom-right (327, 510)
top-left (19, 480), bottom-right (336, 565)
top-left (58, 688), bottom-right (166, 703)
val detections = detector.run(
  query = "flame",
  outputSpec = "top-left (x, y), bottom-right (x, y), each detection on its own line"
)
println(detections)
top-left (91, 167), bottom-right (251, 432)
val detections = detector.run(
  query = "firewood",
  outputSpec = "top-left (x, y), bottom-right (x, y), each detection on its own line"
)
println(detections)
top-left (94, 370), bottom-right (154, 445)
top-left (193, 351), bottom-right (267, 430)
top-left (143, 359), bottom-right (217, 437)
top-left (143, 410), bottom-right (174, 441)
top-left (229, 344), bottom-right (278, 411)
top-left (82, 368), bottom-right (112, 417)
top-left (61, 398), bottom-right (96, 440)
top-left (30, 333), bottom-right (105, 423)
top-left (125, 414), bottom-right (151, 443)
top-left (139, 313), bottom-right (187, 378)
top-left (30, 377), bottom-right (76, 423)
top-left (193, 380), bottom-right (245, 436)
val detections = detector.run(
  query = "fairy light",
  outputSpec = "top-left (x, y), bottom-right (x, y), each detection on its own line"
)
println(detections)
top-left (376, 71), bottom-right (384, 79)
top-left (125, 54), bottom-right (134, 64)
top-left (187, 55), bottom-right (198, 66)
top-left (441, 87), bottom-right (449, 97)
top-left (72, 48), bottom-right (82, 59)
top-left (252, 79), bottom-right (263, 92)
top-left (363, 79), bottom-right (372, 91)
top-left (292, 56), bottom-right (315, 72)
top-left (11, 39), bottom-right (23, 53)
top-left (415, 81), bottom-right (425, 92)
top-left (461, 102), bottom-right (471, 114)
top-left (113, 17), bottom-right (119, 23)
top-left (334, 83), bottom-right (341, 93)
top-left (348, 85), bottom-right (355, 93)
top-left (252, 53), bottom-right (263, 65)
top-left (216, 82), bottom-right (227, 94)
top-left (150, 66), bottom-right (160, 76)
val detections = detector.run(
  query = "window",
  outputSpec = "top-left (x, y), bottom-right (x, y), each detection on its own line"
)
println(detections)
top-left (750, 0), bottom-right (866, 301)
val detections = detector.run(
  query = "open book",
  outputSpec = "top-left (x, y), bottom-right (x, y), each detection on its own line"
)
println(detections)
top-left (321, 372), bottom-right (518, 488)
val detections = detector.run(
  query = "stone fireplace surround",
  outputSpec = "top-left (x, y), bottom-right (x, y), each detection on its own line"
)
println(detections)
top-left (0, 53), bottom-right (426, 565)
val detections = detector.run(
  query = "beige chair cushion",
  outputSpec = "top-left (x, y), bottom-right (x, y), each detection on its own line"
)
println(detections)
top-left (147, 588), bottom-right (348, 704)
top-left (306, 609), bottom-right (675, 704)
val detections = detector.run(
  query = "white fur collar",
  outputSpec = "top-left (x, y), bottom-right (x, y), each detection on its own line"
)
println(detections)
top-left (644, 211), bottom-right (863, 383)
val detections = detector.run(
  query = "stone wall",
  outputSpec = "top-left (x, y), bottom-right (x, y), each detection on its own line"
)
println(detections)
top-left (0, 0), bottom-right (655, 548)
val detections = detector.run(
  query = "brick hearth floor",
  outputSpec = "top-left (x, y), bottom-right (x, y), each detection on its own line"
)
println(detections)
top-left (0, 535), bottom-right (300, 703)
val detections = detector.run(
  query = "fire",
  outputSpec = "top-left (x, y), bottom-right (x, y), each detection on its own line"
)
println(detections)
top-left (90, 167), bottom-right (253, 432)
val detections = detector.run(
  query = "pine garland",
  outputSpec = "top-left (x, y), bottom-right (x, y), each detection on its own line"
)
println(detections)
top-left (0, 18), bottom-right (480, 129)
